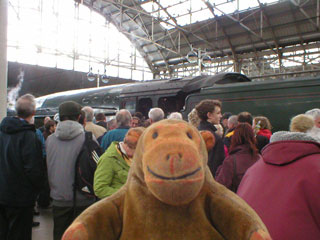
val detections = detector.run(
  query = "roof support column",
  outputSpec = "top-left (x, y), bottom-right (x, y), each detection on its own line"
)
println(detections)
top-left (317, 0), bottom-right (319, 27)
top-left (0, 0), bottom-right (8, 121)
top-left (234, 60), bottom-right (241, 73)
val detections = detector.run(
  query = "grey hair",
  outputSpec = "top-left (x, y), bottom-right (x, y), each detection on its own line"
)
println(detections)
top-left (15, 94), bottom-right (36, 118)
top-left (116, 109), bottom-right (132, 127)
top-left (228, 115), bottom-right (238, 126)
top-left (167, 112), bottom-right (183, 120)
top-left (148, 108), bottom-right (164, 123)
top-left (107, 118), bottom-right (117, 130)
top-left (305, 108), bottom-right (320, 120)
top-left (82, 106), bottom-right (94, 122)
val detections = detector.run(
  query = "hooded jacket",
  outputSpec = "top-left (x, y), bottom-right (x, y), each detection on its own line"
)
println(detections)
top-left (46, 120), bottom-right (95, 207)
top-left (237, 131), bottom-right (320, 240)
top-left (0, 117), bottom-right (44, 207)
top-left (94, 142), bottom-right (130, 199)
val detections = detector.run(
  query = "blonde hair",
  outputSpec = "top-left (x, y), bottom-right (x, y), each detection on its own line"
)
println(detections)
top-left (188, 109), bottom-right (200, 128)
top-left (290, 114), bottom-right (314, 133)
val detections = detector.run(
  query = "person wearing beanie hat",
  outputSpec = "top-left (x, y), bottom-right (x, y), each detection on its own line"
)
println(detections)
top-left (94, 127), bottom-right (145, 199)
top-left (58, 101), bottom-right (82, 120)
top-left (46, 100), bottom-right (95, 240)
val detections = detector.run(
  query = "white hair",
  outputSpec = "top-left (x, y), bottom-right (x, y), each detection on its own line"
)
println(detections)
top-left (148, 108), bottom-right (164, 123)
top-left (228, 115), bottom-right (238, 127)
top-left (167, 112), bottom-right (183, 120)
top-left (305, 108), bottom-right (320, 120)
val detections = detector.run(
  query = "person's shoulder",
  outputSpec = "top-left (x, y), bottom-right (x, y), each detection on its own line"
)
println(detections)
top-left (225, 130), bottom-right (234, 138)
top-left (257, 135), bottom-right (268, 141)
top-left (100, 142), bottom-right (119, 159)
top-left (94, 123), bottom-right (106, 129)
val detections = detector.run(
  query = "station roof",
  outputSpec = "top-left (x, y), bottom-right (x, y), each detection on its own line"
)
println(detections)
top-left (78, 0), bottom-right (320, 74)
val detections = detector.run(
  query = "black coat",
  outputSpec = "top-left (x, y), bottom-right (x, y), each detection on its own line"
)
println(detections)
top-left (0, 117), bottom-right (44, 207)
top-left (198, 121), bottom-right (225, 177)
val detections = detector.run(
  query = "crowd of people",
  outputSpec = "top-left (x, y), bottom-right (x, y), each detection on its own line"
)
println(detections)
top-left (0, 94), bottom-right (319, 240)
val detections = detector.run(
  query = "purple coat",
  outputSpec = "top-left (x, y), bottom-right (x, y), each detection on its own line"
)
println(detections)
top-left (237, 131), bottom-right (320, 240)
top-left (215, 144), bottom-right (261, 192)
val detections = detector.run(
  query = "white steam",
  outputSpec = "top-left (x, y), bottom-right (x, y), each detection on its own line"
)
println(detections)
top-left (7, 70), bottom-right (24, 110)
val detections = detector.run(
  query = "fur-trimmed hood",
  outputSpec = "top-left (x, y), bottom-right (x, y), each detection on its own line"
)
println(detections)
top-left (270, 131), bottom-right (318, 143)
top-left (263, 131), bottom-right (320, 166)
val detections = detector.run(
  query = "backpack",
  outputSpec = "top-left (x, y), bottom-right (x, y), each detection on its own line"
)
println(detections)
top-left (74, 131), bottom-right (103, 198)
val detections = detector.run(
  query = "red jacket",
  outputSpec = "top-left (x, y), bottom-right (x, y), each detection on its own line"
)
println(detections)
top-left (237, 132), bottom-right (320, 240)
top-left (257, 129), bottom-right (272, 140)
top-left (215, 144), bottom-right (261, 192)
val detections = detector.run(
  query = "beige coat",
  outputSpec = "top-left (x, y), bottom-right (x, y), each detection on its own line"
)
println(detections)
top-left (85, 122), bottom-right (106, 139)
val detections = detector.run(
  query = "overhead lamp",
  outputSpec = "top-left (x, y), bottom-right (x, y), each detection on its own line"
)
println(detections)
top-left (101, 69), bottom-right (109, 84)
top-left (187, 49), bottom-right (198, 64)
top-left (186, 46), bottom-right (213, 75)
top-left (201, 54), bottom-right (212, 67)
top-left (87, 67), bottom-right (96, 82)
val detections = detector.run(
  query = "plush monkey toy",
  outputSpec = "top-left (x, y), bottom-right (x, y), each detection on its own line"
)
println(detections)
top-left (63, 119), bottom-right (271, 240)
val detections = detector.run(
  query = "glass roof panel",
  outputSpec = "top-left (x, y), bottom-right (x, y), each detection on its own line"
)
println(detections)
top-left (8, 0), bottom-right (152, 80)
top-left (140, 0), bottom-right (210, 28)
top-left (141, 0), bottom-right (281, 28)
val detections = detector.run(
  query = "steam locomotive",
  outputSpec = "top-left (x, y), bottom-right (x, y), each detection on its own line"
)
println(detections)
top-left (35, 72), bottom-right (320, 131)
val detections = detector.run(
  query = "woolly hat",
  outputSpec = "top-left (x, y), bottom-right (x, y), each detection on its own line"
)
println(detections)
top-left (59, 101), bottom-right (82, 117)
top-left (124, 127), bottom-right (145, 149)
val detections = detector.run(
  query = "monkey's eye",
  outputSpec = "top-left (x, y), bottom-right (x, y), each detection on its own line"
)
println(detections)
top-left (152, 131), bottom-right (158, 139)
top-left (187, 132), bottom-right (192, 139)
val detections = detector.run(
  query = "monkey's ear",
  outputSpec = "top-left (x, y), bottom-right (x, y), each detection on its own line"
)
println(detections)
top-left (199, 131), bottom-right (215, 151)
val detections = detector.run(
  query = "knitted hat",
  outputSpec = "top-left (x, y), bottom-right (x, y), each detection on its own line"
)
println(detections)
top-left (59, 101), bottom-right (82, 117)
top-left (124, 127), bottom-right (145, 149)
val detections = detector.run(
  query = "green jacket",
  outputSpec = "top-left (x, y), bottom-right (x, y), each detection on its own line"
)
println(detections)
top-left (94, 142), bottom-right (130, 199)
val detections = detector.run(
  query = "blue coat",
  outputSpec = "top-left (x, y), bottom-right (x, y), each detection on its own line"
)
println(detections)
top-left (100, 127), bottom-right (129, 151)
